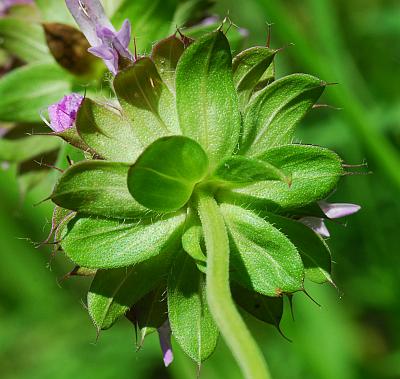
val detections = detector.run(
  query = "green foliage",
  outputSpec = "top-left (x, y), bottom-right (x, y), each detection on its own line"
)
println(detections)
top-left (175, 31), bottom-right (241, 167)
top-left (168, 251), bottom-right (219, 363)
top-left (61, 213), bottom-right (185, 268)
top-left (127, 136), bottom-right (209, 212)
top-left (52, 161), bottom-right (151, 219)
top-left (0, 135), bottom-right (60, 162)
top-left (0, 0), bottom-right (216, 199)
top-left (128, 285), bottom-right (168, 345)
top-left (240, 74), bottom-right (325, 156)
top-left (264, 212), bottom-right (332, 284)
top-left (27, 19), bottom-right (355, 376)
top-left (181, 210), bottom-right (207, 268)
top-left (151, 35), bottom-right (185, 93)
top-left (232, 46), bottom-right (276, 109)
top-left (88, 251), bottom-right (174, 330)
top-left (212, 155), bottom-right (290, 187)
top-left (220, 144), bottom-right (343, 212)
top-left (114, 57), bottom-right (180, 145)
top-left (231, 283), bottom-right (283, 327)
top-left (3, 1), bottom-right (398, 379)
top-left (221, 204), bottom-right (304, 296)
top-left (76, 98), bottom-right (142, 162)
top-left (0, 63), bottom-right (74, 123)
top-left (0, 18), bottom-right (50, 63)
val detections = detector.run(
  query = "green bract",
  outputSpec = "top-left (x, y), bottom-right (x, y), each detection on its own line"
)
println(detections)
top-left (48, 28), bottom-right (350, 378)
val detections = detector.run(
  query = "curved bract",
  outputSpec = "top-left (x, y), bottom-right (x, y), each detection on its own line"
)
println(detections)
top-left (44, 22), bottom-right (359, 379)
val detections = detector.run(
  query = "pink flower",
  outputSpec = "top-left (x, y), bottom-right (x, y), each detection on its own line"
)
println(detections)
top-left (47, 93), bottom-right (84, 132)
top-left (300, 201), bottom-right (361, 237)
top-left (65, 0), bottom-right (133, 74)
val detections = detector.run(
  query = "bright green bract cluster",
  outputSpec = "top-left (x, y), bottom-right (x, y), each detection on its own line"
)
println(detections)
top-left (49, 30), bottom-right (344, 376)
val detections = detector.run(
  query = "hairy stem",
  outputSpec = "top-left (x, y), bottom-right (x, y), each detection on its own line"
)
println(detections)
top-left (197, 192), bottom-right (271, 379)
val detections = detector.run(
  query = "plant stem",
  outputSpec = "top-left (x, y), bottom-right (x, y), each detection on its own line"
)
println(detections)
top-left (197, 192), bottom-right (271, 379)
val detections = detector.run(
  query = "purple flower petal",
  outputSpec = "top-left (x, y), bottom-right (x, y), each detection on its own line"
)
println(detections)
top-left (299, 217), bottom-right (330, 237)
top-left (318, 201), bottom-right (361, 219)
top-left (117, 19), bottom-right (131, 48)
top-left (65, 0), bottom-right (133, 75)
top-left (158, 320), bottom-right (173, 367)
top-left (65, 0), bottom-right (114, 46)
top-left (88, 45), bottom-right (114, 60)
top-left (47, 93), bottom-right (84, 133)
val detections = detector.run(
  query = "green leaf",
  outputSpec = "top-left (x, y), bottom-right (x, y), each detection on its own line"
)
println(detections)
top-left (168, 251), bottom-right (218, 363)
top-left (61, 211), bottom-right (185, 268)
top-left (181, 210), bottom-right (207, 273)
top-left (221, 203), bottom-right (304, 296)
top-left (52, 161), bottom-right (152, 219)
top-left (0, 62), bottom-right (73, 123)
top-left (76, 98), bottom-right (143, 162)
top-left (128, 136), bottom-right (209, 212)
top-left (0, 18), bottom-right (50, 63)
top-left (88, 252), bottom-right (173, 330)
top-left (264, 213), bottom-right (332, 284)
top-left (240, 74), bottom-right (325, 156)
top-left (114, 57), bottom-right (180, 147)
top-left (231, 283), bottom-right (283, 327)
top-left (0, 135), bottom-right (60, 162)
top-left (128, 285), bottom-right (168, 346)
top-left (212, 155), bottom-right (290, 187)
top-left (151, 35), bottom-right (185, 93)
top-left (232, 46), bottom-right (276, 109)
top-left (219, 144), bottom-right (343, 212)
top-left (253, 62), bottom-right (275, 94)
top-left (175, 30), bottom-right (241, 167)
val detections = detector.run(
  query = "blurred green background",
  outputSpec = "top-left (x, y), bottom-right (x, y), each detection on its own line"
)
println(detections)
top-left (1, 0), bottom-right (399, 378)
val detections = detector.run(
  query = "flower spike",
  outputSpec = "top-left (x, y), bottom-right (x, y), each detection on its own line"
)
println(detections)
top-left (65, 0), bottom-right (133, 74)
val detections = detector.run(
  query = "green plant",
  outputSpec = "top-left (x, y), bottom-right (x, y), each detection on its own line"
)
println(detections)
top-left (0, 0), bottom-right (245, 196)
top-left (38, 1), bottom-right (361, 378)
